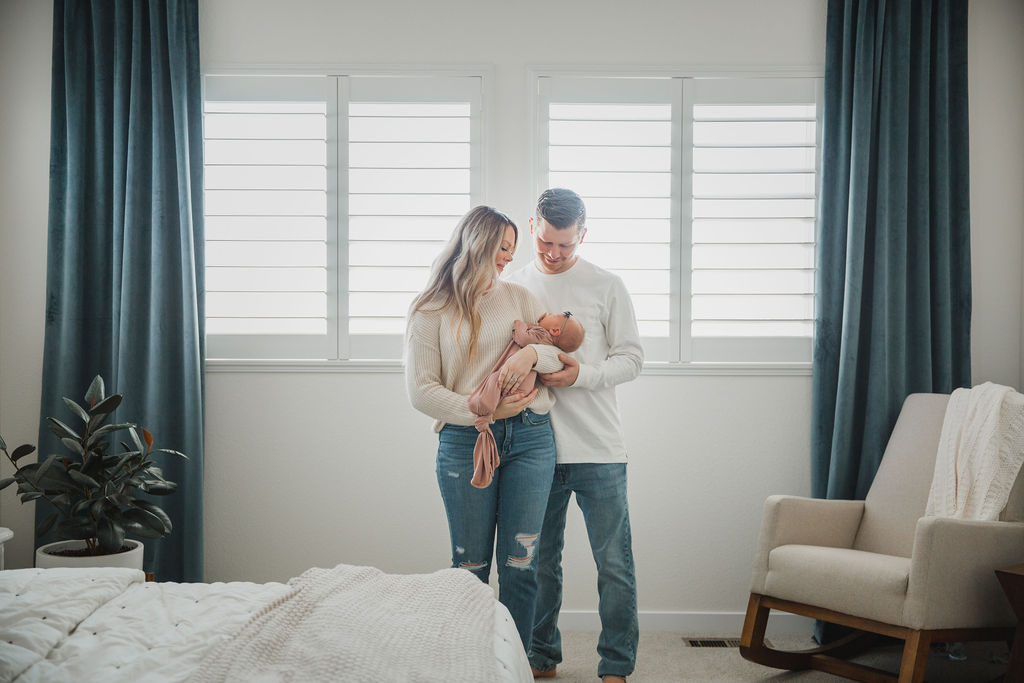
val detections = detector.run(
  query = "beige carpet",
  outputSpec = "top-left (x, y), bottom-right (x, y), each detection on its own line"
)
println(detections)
top-left (552, 632), bottom-right (1009, 681)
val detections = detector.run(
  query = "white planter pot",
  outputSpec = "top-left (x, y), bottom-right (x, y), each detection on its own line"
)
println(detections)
top-left (35, 539), bottom-right (144, 571)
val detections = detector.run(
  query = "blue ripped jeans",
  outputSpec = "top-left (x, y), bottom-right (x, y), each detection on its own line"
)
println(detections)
top-left (436, 409), bottom-right (556, 652)
top-left (530, 463), bottom-right (638, 678)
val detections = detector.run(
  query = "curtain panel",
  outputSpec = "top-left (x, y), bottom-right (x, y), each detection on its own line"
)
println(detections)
top-left (812, 0), bottom-right (972, 502)
top-left (41, 0), bottom-right (205, 582)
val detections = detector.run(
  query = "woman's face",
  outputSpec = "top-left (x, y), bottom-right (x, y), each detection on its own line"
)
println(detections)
top-left (495, 224), bottom-right (516, 274)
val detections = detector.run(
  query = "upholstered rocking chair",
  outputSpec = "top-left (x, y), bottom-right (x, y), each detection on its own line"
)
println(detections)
top-left (740, 393), bottom-right (1024, 683)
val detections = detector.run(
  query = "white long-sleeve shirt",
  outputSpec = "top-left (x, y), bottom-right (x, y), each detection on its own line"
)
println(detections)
top-left (508, 258), bottom-right (643, 463)
top-left (405, 280), bottom-right (563, 432)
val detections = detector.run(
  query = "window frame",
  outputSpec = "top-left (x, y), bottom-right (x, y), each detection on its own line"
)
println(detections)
top-left (201, 65), bottom-right (819, 376)
top-left (530, 67), bottom-right (823, 368)
top-left (201, 66), bottom-right (489, 364)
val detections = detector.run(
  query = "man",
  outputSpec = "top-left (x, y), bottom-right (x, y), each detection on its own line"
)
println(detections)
top-left (508, 188), bottom-right (643, 683)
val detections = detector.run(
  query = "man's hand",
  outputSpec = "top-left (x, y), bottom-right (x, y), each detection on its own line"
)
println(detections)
top-left (493, 388), bottom-right (539, 419)
top-left (538, 353), bottom-right (580, 387)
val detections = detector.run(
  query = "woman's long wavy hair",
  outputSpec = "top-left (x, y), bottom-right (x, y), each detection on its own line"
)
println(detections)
top-left (410, 206), bottom-right (518, 361)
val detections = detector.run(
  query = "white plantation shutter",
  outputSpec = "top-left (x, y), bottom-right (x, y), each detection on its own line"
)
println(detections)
top-left (346, 77), bottom-right (480, 359)
top-left (538, 77), bottom-right (682, 362)
top-left (689, 78), bottom-right (819, 362)
top-left (203, 74), bottom-right (481, 360)
top-left (204, 75), bottom-right (337, 359)
top-left (537, 75), bottom-right (820, 364)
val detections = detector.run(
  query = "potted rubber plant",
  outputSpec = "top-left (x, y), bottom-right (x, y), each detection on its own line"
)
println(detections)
top-left (0, 375), bottom-right (185, 568)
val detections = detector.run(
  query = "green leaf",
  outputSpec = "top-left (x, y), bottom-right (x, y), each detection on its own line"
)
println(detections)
top-left (105, 493), bottom-right (132, 507)
top-left (128, 428), bottom-right (145, 455)
top-left (125, 521), bottom-right (164, 539)
top-left (90, 422), bottom-right (133, 441)
top-left (20, 492), bottom-right (42, 502)
top-left (85, 375), bottom-right (105, 407)
top-left (155, 448), bottom-right (188, 460)
top-left (62, 397), bottom-right (91, 424)
top-left (33, 467), bottom-right (77, 493)
top-left (0, 477), bottom-right (14, 491)
top-left (50, 493), bottom-right (71, 506)
top-left (89, 393), bottom-right (123, 417)
top-left (125, 507), bottom-right (168, 534)
top-left (34, 453), bottom-right (58, 481)
top-left (36, 512), bottom-right (58, 536)
top-left (47, 418), bottom-right (80, 441)
top-left (114, 451), bottom-right (135, 472)
top-left (145, 482), bottom-right (178, 495)
top-left (0, 433), bottom-right (6, 450)
top-left (97, 517), bottom-right (125, 554)
top-left (11, 444), bottom-right (37, 462)
top-left (88, 412), bottom-right (106, 432)
top-left (133, 501), bottom-right (173, 534)
top-left (60, 437), bottom-right (85, 456)
top-left (68, 468), bottom-right (100, 489)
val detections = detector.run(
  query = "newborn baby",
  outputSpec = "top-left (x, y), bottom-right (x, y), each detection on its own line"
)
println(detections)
top-left (467, 312), bottom-right (585, 488)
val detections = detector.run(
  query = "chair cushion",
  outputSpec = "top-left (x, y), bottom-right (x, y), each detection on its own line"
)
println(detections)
top-left (853, 394), bottom-right (949, 557)
top-left (764, 545), bottom-right (911, 626)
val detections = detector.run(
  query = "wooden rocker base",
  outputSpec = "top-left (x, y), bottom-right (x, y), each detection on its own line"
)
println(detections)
top-left (739, 593), bottom-right (1012, 683)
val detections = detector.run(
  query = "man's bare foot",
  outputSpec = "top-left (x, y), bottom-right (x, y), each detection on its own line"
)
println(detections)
top-left (531, 666), bottom-right (557, 678)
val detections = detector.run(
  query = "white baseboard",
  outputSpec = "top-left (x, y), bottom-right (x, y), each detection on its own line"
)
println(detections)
top-left (557, 609), bottom-right (815, 636)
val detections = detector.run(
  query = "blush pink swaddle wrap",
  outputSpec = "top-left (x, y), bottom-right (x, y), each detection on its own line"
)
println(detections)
top-left (466, 320), bottom-right (554, 488)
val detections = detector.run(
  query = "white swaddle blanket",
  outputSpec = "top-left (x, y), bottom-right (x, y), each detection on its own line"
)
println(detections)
top-left (926, 382), bottom-right (1024, 520)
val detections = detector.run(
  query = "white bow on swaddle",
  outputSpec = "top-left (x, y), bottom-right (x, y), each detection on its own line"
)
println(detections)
top-left (926, 382), bottom-right (1024, 520)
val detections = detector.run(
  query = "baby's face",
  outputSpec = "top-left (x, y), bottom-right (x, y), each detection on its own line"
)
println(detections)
top-left (538, 312), bottom-right (568, 335)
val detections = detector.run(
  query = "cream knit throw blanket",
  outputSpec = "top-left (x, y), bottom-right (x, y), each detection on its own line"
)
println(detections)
top-left (926, 382), bottom-right (1024, 520)
top-left (191, 564), bottom-right (501, 683)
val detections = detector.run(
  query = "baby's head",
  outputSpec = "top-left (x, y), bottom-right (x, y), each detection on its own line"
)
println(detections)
top-left (538, 311), bottom-right (585, 352)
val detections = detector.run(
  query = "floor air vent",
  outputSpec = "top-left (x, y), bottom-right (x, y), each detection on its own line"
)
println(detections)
top-left (685, 638), bottom-right (760, 648)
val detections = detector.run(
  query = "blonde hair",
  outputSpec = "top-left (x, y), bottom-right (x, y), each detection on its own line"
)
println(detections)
top-left (410, 206), bottom-right (518, 360)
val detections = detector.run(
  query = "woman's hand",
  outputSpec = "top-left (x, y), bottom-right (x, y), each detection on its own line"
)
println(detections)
top-left (492, 388), bottom-right (539, 419)
top-left (498, 346), bottom-right (538, 395)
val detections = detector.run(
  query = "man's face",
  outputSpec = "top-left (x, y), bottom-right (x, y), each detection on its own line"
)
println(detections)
top-left (532, 217), bottom-right (586, 274)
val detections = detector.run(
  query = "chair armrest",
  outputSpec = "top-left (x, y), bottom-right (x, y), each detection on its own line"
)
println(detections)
top-left (904, 516), bottom-right (1024, 629)
top-left (749, 495), bottom-right (864, 592)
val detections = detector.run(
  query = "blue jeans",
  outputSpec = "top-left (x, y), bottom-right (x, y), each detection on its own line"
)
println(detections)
top-left (436, 409), bottom-right (556, 653)
top-left (530, 463), bottom-right (638, 678)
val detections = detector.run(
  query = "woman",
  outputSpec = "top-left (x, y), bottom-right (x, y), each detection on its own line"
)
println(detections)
top-left (405, 205), bottom-right (562, 651)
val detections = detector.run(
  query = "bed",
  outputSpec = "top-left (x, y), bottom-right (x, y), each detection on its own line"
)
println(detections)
top-left (0, 564), bottom-right (532, 682)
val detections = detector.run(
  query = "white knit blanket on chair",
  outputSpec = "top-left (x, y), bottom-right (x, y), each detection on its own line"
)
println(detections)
top-left (191, 563), bottom-right (501, 683)
top-left (926, 382), bottom-right (1024, 520)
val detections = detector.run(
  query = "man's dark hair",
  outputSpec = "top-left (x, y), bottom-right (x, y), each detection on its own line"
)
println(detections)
top-left (536, 188), bottom-right (586, 232)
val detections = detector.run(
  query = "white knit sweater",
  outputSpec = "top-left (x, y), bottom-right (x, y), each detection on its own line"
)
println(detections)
top-left (405, 280), bottom-right (563, 431)
top-left (508, 258), bottom-right (643, 463)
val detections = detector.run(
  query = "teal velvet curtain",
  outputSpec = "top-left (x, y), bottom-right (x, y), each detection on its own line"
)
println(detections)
top-left (812, 0), bottom-right (972, 503)
top-left (40, 0), bottom-right (205, 582)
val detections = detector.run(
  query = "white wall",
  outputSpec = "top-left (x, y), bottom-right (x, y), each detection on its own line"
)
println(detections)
top-left (967, 0), bottom-right (1024, 389)
top-left (0, 0), bottom-right (52, 572)
top-left (2, 0), bottom-right (1022, 633)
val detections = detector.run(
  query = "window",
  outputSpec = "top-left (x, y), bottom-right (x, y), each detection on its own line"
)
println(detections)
top-left (536, 75), bottom-right (821, 363)
top-left (203, 74), bottom-right (481, 360)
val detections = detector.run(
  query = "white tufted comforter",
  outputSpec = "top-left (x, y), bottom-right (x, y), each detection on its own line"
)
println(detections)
top-left (0, 565), bottom-right (530, 683)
